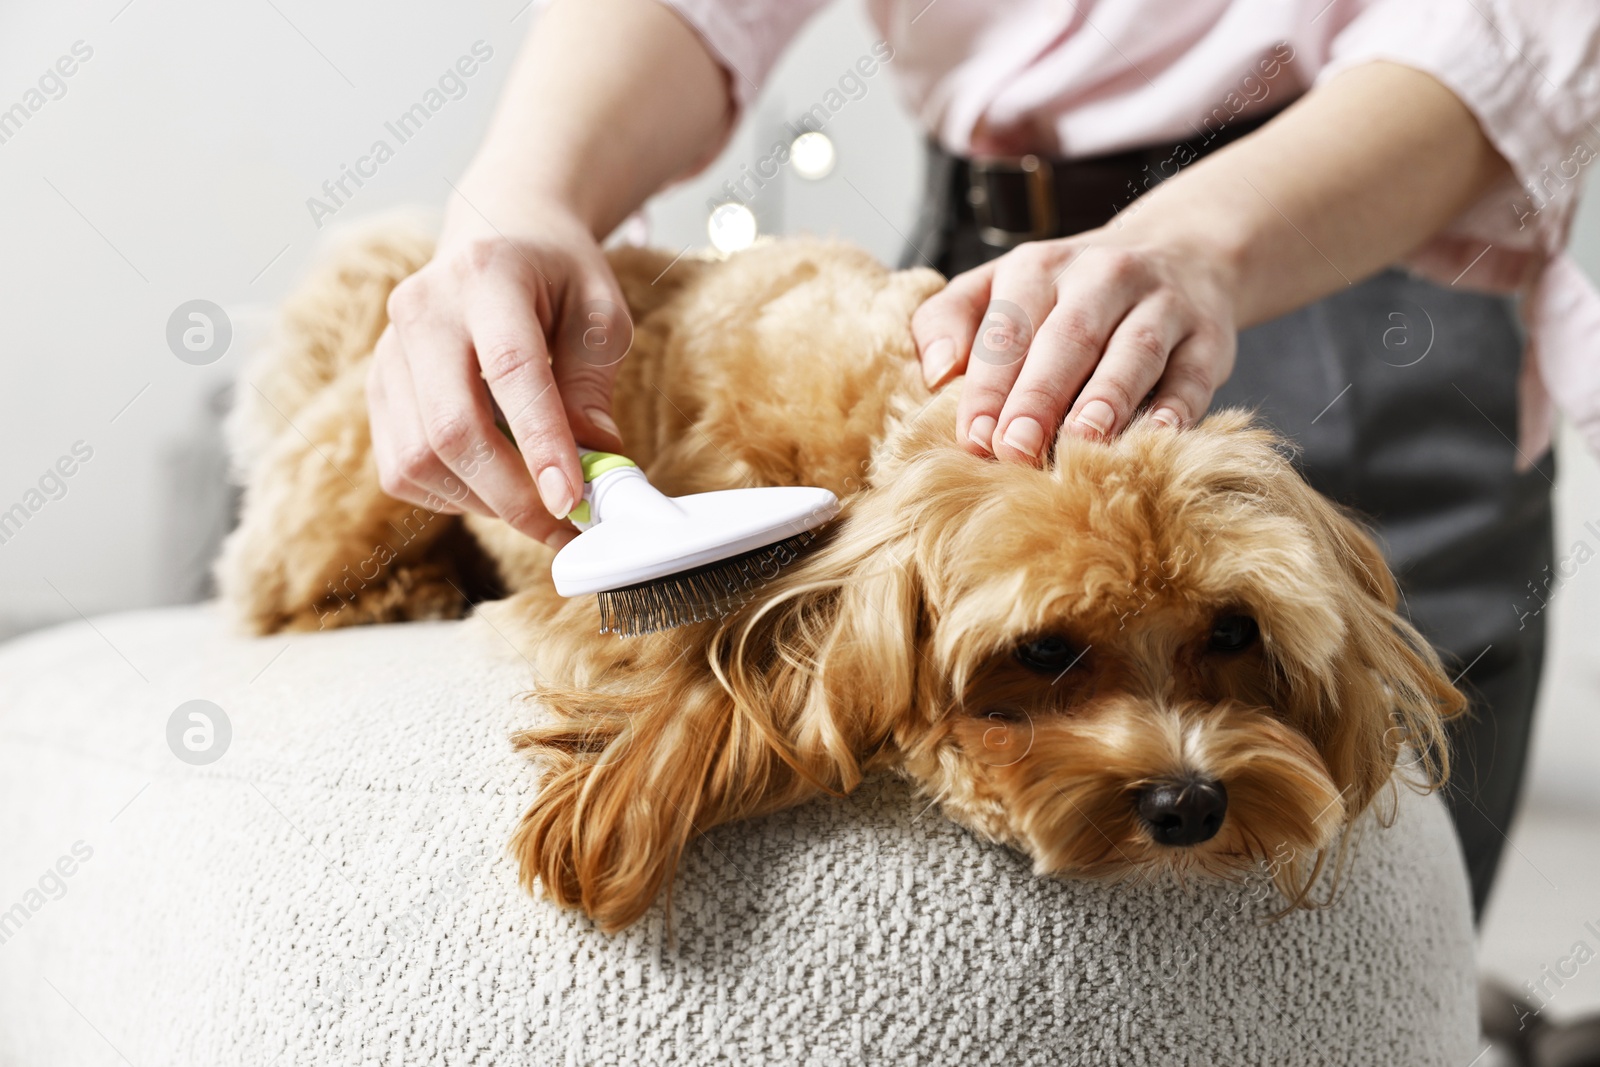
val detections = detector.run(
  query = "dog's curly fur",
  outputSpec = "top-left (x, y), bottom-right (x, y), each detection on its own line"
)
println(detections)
top-left (219, 221), bottom-right (1464, 932)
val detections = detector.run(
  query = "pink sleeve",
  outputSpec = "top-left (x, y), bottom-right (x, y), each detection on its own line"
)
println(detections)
top-left (658, 0), bottom-right (834, 111)
top-left (1319, 0), bottom-right (1600, 464)
top-left (1318, 0), bottom-right (1600, 256)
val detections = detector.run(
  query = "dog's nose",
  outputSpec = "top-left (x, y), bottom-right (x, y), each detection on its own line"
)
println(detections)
top-left (1135, 778), bottom-right (1228, 846)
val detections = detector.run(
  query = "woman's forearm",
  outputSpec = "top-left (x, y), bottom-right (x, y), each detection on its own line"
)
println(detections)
top-left (458, 0), bottom-right (732, 236)
top-left (365, 0), bottom-right (733, 540)
top-left (912, 60), bottom-right (1516, 458)
top-left (1130, 61), bottom-right (1510, 328)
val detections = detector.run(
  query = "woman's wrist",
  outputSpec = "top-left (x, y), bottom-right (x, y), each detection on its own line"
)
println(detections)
top-left (448, 156), bottom-right (600, 238)
top-left (1102, 188), bottom-right (1256, 325)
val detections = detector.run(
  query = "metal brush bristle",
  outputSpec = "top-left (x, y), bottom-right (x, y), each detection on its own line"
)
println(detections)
top-left (596, 532), bottom-right (818, 636)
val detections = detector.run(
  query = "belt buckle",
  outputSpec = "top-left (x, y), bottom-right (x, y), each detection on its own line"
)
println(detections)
top-left (968, 154), bottom-right (1057, 247)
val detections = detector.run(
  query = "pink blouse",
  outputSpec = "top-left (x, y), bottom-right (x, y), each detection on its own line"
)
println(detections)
top-left (664, 0), bottom-right (1600, 464)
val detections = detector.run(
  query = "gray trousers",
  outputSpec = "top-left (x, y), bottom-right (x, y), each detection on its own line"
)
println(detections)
top-left (918, 231), bottom-right (1554, 920)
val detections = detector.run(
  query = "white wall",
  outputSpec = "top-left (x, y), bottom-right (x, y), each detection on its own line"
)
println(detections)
top-left (0, 0), bottom-right (528, 624)
top-left (0, 0), bottom-right (1594, 807)
top-left (1525, 191), bottom-right (1600, 812)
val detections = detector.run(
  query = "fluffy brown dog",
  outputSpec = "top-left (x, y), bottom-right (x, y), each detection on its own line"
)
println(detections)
top-left (219, 222), bottom-right (1463, 932)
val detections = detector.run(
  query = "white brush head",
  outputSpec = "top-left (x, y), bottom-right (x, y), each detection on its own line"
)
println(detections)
top-left (551, 483), bottom-right (839, 596)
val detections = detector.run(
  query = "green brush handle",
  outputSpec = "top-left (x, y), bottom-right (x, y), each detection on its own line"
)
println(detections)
top-left (579, 450), bottom-right (637, 483)
top-left (570, 450), bottom-right (682, 532)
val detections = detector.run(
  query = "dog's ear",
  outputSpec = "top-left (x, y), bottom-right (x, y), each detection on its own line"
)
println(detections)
top-left (1187, 415), bottom-right (1464, 822)
top-left (511, 651), bottom-right (781, 932)
top-left (1289, 487), bottom-right (1464, 818)
top-left (510, 490), bottom-right (927, 931)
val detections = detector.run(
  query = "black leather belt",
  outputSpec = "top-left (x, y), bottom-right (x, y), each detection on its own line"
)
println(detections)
top-left (937, 108), bottom-right (1282, 247)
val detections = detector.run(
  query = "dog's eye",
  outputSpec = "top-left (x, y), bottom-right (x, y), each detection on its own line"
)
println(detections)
top-left (1014, 634), bottom-right (1084, 675)
top-left (983, 705), bottom-right (1029, 723)
top-left (1209, 614), bottom-right (1260, 653)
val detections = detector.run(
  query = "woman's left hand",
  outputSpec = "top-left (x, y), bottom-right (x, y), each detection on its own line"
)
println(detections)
top-left (910, 61), bottom-right (1519, 465)
top-left (910, 226), bottom-right (1241, 463)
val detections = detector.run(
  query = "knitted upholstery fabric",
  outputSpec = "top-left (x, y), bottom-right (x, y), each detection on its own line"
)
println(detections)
top-left (0, 606), bottom-right (1477, 1065)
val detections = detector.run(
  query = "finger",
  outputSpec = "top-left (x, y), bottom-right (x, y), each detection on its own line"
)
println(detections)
top-left (910, 262), bottom-right (995, 389)
top-left (1061, 296), bottom-right (1189, 442)
top-left (367, 342), bottom-right (438, 509)
top-left (956, 255), bottom-right (1067, 456)
top-left (368, 328), bottom-right (491, 516)
top-left (1145, 326), bottom-right (1234, 429)
top-left (460, 269), bottom-right (587, 526)
top-left (989, 248), bottom-right (1156, 461)
top-left (368, 356), bottom-right (449, 511)
top-left (391, 288), bottom-right (568, 544)
top-left (379, 336), bottom-right (494, 516)
top-left (549, 269), bottom-right (630, 451)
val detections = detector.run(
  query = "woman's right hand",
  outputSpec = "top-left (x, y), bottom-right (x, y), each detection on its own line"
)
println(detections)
top-left (366, 191), bottom-right (632, 548)
top-left (359, 0), bottom-right (736, 546)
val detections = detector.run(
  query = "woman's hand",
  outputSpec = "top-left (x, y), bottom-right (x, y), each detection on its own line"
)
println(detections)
top-left (911, 62), bottom-right (1514, 464)
top-left (366, 192), bottom-right (630, 547)
top-left (363, 0), bottom-right (735, 545)
top-left (911, 226), bottom-right (1240, 463)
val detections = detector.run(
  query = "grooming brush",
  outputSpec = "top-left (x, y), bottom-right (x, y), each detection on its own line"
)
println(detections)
top-left (550, 451), bottom-right (839, 636)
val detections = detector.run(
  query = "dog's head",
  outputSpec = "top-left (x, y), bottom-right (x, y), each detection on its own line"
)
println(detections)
top-left (516, 396), bottom-right (1463, 929)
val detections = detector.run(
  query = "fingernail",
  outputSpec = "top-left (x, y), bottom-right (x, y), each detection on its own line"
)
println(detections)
top-left (1150, 406), bottom-right (1181, 428)
top-left (968, 414), bottom-right (997, 453)
top-left (1001, 416), bottom-right (1045, 459)
top-left (536, 466), bottom-right (575, 519)
top-left (1075, 399), bottom-right (1115, 437)
top-left (923, 338), bottom-right (955, 386)
top-left (544, 527), bottom-right (579, 550)
top-left (585, 407), bottom-right (621, 441)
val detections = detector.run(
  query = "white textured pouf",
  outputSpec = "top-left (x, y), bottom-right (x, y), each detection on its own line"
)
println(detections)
top-left (0, 606), bottom-right (1476, 1066)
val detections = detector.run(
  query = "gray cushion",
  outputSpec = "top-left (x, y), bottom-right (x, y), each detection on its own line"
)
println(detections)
top-left (0, 606), bottom-right (1477, 1065)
